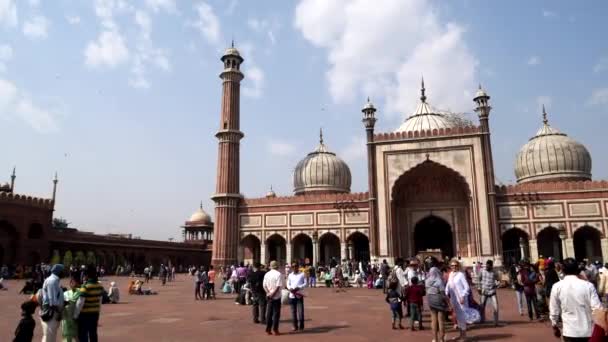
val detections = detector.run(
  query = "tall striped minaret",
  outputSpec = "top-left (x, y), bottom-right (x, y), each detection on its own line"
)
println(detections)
top-left (211, 43), bottom-right (244, 267)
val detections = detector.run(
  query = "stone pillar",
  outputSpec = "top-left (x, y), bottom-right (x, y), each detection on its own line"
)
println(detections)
top-left (347, 243), bottom-right (354, 260)
top-left (564, 238), bottom-right (574, 259)
top-left (286, 242), bottom-right (292, 265)
top-left (312, 241), bottom-right (319, 266)
top-left (260, 242), bottom-right (266, 265)
top-left (601, 239), bottom-right (608, 263)
top-left (340, 242), bottom-right (347, 261)
top-left (529, 239), bottom-right (538, 262)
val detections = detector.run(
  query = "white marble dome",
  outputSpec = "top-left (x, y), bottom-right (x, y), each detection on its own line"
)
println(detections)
top-left (396, 82), bottom-right (473, 132)
top-left (188, 204), bottom-right (212, 225)
top-left (293, 131), bottom-right (351, 195)
top-left (515, 110), bottom-right (592, 183)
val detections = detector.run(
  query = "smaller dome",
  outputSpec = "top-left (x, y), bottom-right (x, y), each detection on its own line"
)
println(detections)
top-left (188, 203), bottom-right (212, 225)
top-left (224, 47), bottom-right (240, 57)
top-left (362, 98), bottom-right (376, 111)
top-left (266, 186), bottom-right (276, 198)
top-left (474, 84), bottom-right (489, 99)
top-left (514, 107), bottom-right (592, 183)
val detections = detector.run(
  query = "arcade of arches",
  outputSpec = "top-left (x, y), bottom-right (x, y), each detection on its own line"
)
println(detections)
top-left (391, 161), bottom-right (472, 259)
top-left (501, 225), bottom-right (605, 265)
top-left (239, 231), bottom-right (370, 266)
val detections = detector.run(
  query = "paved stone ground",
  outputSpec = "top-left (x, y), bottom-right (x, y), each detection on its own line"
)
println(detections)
top-left (1, 275), bottom-right (556, 341)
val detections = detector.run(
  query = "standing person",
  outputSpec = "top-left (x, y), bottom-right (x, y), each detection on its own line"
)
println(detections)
top-left (598, 263), bottom-right (608, 304)
top-left (207, 265), bottom-right (216, 299)
top-left (518, 261), bottom-right (540, 321)
top-left (248, 262), bottom-right (267, 324)
top-left (235, 263), bottom-right (248, 302)
top-left (446, 259), bottom-right (475, 341)
top-left (404, 276), bottom-right (425, 331)
top-left (77, 265), bottom-right (103, 342)
top-left (194, 267), bottom-right (202, 300)
top-left (13, 301), bottom-right (37, 342)
top-left (144, 266), bottom-right (150, 283)
top-left (550, 257), bottom-right (602, 341)
top-left (380, 259), bottom-right (390, 294)
top-left (425, 258), bottom-right (448, 342)
top-left (477, 260), bottom-right (500, 326)
top-left (385, 280), bottom-right (404, 330)
top-left (287, 263), bottom-right (307, 332)
top-left (199, 267), bottom-right (209, 300)
top-left (309, 264), bottom-right (316, 288)
top-left (513, 262), bottom-right (525, 316)
top-left (62, 277), bottom-right (81, 342)
top-left (40, 264), bottom-right (65, 342)
top-left (263, 261), bottom-right (284, 336)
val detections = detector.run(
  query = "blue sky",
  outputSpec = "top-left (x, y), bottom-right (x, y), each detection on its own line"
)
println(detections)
top-left (1, 0), bottom-right (607, 241)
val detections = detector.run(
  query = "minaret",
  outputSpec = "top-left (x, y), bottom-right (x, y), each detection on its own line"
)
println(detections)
top-left (10, 166), bottom-right (15, 193)
top-left (361, 97), bottom-right (379, 258)
top-left (473, 85), bottom-right (500, 258)
top-left (211, 42), bottom-right (244, 267)
top-left (52, 172), bottom-right (58, 209)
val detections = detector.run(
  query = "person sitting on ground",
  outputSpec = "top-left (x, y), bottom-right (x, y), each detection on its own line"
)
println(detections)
top-left (108, 281), bottom-right (120, 303)
top-left (13, 300), bottom-right (37, 342)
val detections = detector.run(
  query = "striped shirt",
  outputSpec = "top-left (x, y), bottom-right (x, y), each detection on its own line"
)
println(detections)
top-left (79, 280), bottom-right (103, 313)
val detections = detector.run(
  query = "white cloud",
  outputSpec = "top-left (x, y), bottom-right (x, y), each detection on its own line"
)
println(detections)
top-left (0, 78), bottom-right (60, 133)
top-left (189, 2), bottom-right (220, 45)
top-left (84, 30), bottom-right (130, 68)
top-left (0, 44), bottom-right (12, 72)
top-left (248, 17), bottom-right (278, 45)
top-left (66, 15), bottom-right (81, 25)
top-left (0, 0), bottom-right (17, 27)
top-left (94, 0), bottom-right (133, 31)
top-left (594, 57), bottom-right (608, 74)
top-left (294, 0), bottom-right (478, 118)
top-left (23, 15), bottom-right (49, 39)
top-left (341, 136), bottom-right (366, 162)
top-left (527, 56), bottom-right (541, 66)
top-left (587, 88), bottom-right (608, 107)
top-left (242, 66), bottom-right (264, 98)
top-left (239, 42), bottom-right (265, 98)
top-left (268, 31), bottom-right (276, 45)
top-left (145, 0), bottom-right (177, 14)
top-left (542, 10), bottom-right (557, 18)
top-left (267, 140), bottom-right (296, 156)
top-left (128, 10), bottom-right (171, 89)
top-left (27, 0), bottom-right (39, 7)
top-left (225, 0), bottom-right (238, 15)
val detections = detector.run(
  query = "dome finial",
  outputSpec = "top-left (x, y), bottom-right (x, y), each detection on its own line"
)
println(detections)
top-left (231, 38), bottom-right (234, 48)
top-left (420, 76), bottom-right (427, 103)
top-left (200, 200), bottom-right (203, 209)
top-left (542, 104), bottom-right (548, 125)
top-left (319, 127), bottom-right (324, 144)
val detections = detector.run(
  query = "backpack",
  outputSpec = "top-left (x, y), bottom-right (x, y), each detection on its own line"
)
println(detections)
top-left (388, 269), bottom-right (398, 285)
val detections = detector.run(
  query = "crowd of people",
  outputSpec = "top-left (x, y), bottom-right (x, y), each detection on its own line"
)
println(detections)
top-left (10, 254), bottom-right (608, 341)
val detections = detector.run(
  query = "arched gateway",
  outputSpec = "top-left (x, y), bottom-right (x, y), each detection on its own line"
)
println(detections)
top-left (391, 160), bottom-right (472, 259)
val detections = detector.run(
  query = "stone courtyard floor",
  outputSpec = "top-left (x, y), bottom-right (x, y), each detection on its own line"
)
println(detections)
top-left (1, 275), bottom-right (556, 341)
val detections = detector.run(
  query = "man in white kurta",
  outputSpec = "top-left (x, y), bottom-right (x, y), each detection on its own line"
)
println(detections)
top-left (263, 261), bottom-right (284, 335)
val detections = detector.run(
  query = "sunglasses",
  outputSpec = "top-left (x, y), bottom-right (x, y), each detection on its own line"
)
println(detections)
top-left (450, 264), bottom-right (458, 267)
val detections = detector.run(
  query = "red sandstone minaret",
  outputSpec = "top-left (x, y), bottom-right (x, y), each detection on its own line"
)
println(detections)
top-left (211, 43), bottom-right (244, 267)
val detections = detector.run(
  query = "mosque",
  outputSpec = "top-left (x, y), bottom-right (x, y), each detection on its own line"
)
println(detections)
top-left (206, 45), bottom-right (608, 268)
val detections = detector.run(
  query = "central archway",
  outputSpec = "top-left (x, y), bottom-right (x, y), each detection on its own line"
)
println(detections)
top-left (291, 234), bottom-right (313, 265)
top-left (413, 215), bottom-right (454, 257)
top-left (574, 226), bottom-right (602, 262)
top-left (537, 227), bottom-right (563, 260)
top-left (266, 234), bottom-right (286, 265)
top-left (391, 160), bottom-right (471, 258)
top-left (319, 233), bottom-right (340, 266)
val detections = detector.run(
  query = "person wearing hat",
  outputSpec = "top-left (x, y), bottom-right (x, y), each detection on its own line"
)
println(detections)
top-left (263, 261), bottom-right (284, 335)
top-left (40, 263), bottom-right (65, 342)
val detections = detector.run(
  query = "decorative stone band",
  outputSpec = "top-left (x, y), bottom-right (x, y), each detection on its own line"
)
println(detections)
top-left (0, 192), bottom-right (54, 209)
top-left (373, 125), bottom-right (481, 142)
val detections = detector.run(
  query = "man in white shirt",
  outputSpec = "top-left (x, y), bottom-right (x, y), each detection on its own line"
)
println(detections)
top-left (550, 257), bottom-right (602, 341)
top-left (287, 263), bottom-right (307, 331)
top-left (263, 260), bottom-right (284, 335)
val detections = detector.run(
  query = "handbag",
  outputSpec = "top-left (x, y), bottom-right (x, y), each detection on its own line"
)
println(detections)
top-left (39, 304), bottom-right (55, 322)
top-left (281, 289), bottom-right (290, 304)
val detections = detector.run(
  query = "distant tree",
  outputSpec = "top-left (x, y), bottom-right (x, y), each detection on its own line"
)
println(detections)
top-left (50, 250), bottom-right (61, 265)
top-left (74, 251), bottom-right (86, 266)
top-left (52, 217), bottom-right (70, 230)
top-left (63, 251), bottom-right (73, 267)
top-left (86, 251), bottom-right (96, 265)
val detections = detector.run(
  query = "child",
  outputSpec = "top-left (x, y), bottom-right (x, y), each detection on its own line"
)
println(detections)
top-left (62, 277), bottom-right (81, 342)
top-left (14, 300), bottom-right (37, 342)
top-left (404, 276), bottom-right (425, 331)
top-left (385, 281), bottom-right (404, 330)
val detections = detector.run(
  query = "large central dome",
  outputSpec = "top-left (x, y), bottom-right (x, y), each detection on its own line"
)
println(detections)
top-left (293, 130), bottom-right (351, 195)
top-left (515, 107), bottom-right (592, 183)
top-left (396, 80), bottom-right (473, 132)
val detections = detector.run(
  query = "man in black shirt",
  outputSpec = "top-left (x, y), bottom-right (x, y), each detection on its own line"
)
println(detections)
top-left (248, 262), bottom-right (267, 324)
